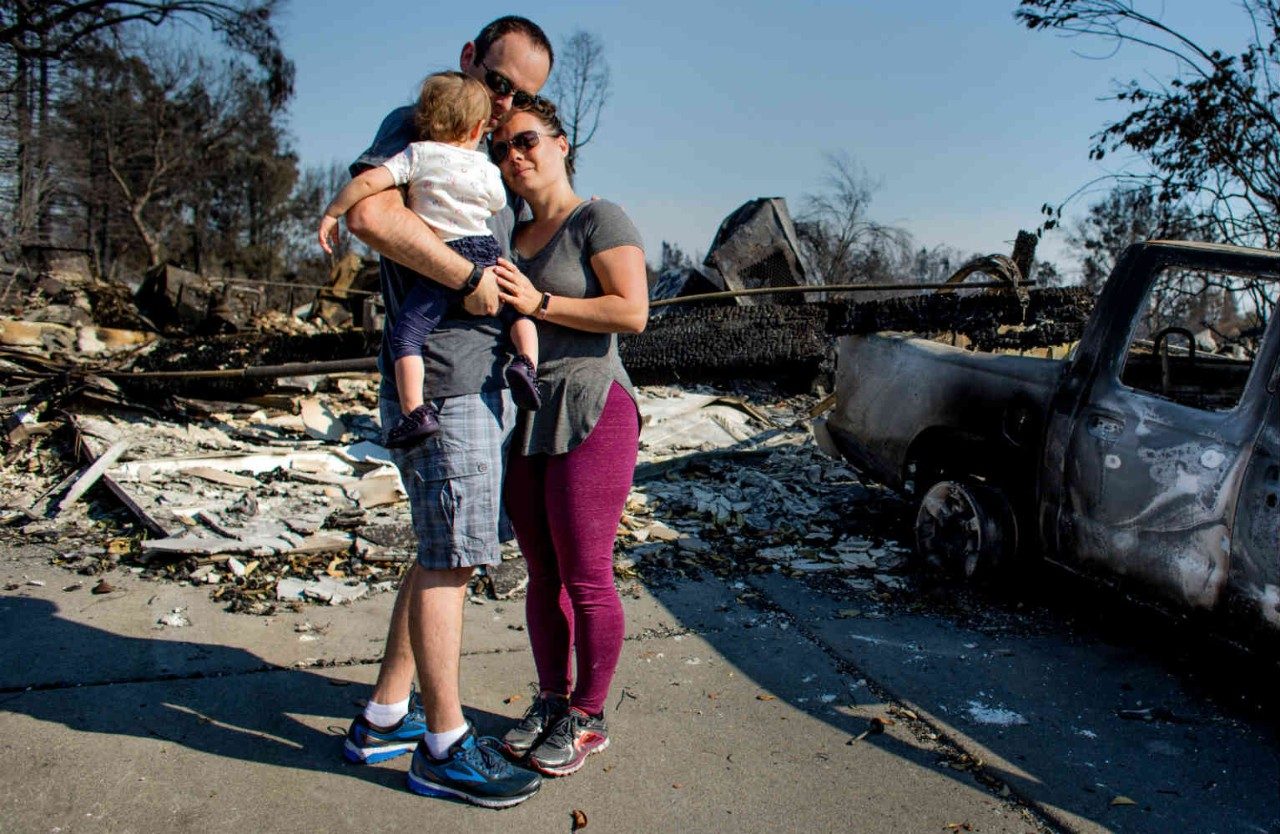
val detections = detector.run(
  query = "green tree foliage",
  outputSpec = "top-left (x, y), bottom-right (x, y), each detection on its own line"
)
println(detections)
top-left (1, 1), bottom-right (291, 103)
top-left (1018, 0), bottom-right (1280, 248)
top-left (196, 71), bottom-right (298, 279)
top-left (282, 160), bottom-right (360, 277)
top-left (0, 1), bottom-right (292, 259)
top-left (53, 43), bottom-right (297, 279)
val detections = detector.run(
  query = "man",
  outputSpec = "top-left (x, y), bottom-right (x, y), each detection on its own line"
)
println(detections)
top-left (339, 16), bottom-right (553, 809)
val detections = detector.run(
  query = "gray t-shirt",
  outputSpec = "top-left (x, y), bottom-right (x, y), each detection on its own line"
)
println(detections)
top-left (351, 106), bottom-right (523, 401)
top-left (513, 200), bottom-right (644, 455)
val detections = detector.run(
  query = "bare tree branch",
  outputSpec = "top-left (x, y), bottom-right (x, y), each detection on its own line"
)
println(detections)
top-left (546, 30), bottom-right (610, 179)
top-left (796, 152), bottom-right (916, 284)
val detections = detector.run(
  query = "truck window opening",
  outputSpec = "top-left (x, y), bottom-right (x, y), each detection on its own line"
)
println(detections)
top-left (1118, 265), bottom-right (1276, 411)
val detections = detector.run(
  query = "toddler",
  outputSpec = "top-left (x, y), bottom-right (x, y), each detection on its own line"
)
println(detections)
top-left (319, 71), bottom-right (540, 447)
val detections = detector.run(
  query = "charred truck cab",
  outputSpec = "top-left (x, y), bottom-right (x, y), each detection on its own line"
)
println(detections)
top-left (815, 241), bottom-right (1280, 633)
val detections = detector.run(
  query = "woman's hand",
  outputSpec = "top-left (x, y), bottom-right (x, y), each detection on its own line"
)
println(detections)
top-left (494, 258), bottom-right (543, 316)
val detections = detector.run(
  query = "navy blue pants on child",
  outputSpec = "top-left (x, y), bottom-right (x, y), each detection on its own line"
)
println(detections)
top-left (389, 234), bottom-right (505, 360)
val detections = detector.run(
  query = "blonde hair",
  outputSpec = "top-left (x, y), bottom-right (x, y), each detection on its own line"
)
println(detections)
top-left (413, 71), bottom-right (491, 142)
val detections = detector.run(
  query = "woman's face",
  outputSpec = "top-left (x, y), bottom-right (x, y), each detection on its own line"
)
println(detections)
top-left (491, 111), bottom-right (567, 195)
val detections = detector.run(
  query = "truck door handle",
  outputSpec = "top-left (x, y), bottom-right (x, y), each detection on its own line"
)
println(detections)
top-left (1086, 413), bottom-right (1125, 442)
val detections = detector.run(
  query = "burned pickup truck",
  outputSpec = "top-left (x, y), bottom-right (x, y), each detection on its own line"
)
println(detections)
top-left (814, 241), bottom-right (1280, 632)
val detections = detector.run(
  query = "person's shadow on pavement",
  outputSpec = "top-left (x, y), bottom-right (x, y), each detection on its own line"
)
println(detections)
top-left (0, 596), bottom-right (508, 791)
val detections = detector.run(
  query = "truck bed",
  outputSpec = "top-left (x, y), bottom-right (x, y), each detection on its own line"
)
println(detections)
top-left (824, 333), bottom-right (1065, 492)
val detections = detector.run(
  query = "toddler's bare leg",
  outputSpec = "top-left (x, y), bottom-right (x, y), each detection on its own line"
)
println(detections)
top-left (394, 355), bottom-right (426, 414)
top-left (510, 318), bottom-right (539, 367)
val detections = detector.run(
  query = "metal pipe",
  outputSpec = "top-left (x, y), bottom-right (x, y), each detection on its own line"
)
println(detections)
top-left (109, 356), bottom-right (377, 381)
top-left (218, 275), bottom-right (376, 296)
top-left (649, 280), bottom-right (1035, 307)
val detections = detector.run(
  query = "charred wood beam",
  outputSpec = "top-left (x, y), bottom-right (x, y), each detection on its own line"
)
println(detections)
top-left (622, 287), bottom-right (1096, 388)
top-left (620, 304), bottom-right (832, 390)
top-left (826, 287), bottom-right (1094, 338)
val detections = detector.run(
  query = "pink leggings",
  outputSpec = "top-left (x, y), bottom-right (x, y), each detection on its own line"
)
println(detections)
top-left (503, 383), bottom-right (638, 715)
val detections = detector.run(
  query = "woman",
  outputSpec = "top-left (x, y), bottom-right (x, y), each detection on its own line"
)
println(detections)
top-left (490, 97), bottom-right (648, 777)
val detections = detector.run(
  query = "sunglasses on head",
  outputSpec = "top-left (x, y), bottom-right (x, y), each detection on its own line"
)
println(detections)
top-left (489, 130), bottom-right (554, 163)
top-left (480, 62), bottom-right (536, 108)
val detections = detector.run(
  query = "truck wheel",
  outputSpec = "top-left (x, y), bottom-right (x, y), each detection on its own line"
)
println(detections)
top-left (914, 479), bottom-right (1016, 579)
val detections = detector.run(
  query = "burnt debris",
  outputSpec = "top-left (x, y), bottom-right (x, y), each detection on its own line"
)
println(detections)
top-left (0, 203), bottom-right (1102, 617)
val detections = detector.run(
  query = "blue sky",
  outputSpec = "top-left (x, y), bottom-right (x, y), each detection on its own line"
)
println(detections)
top-left (277, 1), bottom-right (1242, 272)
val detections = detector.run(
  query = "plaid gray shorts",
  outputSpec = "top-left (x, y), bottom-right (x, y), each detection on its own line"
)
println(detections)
top-left (381, 389), bottom-right (516, 570)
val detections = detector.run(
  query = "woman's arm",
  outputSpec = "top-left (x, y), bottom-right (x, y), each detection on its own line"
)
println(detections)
top-left (493, 245), bottom-right (648, 334)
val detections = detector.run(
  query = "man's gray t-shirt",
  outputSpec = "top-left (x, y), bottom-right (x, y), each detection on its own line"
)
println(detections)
top-left (513, 199), bottom-right (644, 455)
top-left (351, 105), bottom-right (521, 401)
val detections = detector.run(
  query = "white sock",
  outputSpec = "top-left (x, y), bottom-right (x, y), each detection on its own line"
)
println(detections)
top-left (363, 696), bottom-right (409, 729)
top-left (425, 723), bottom-right (469, 759)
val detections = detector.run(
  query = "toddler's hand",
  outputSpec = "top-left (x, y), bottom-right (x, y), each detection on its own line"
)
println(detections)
top-left (318, 215), bottom-right (339, 254)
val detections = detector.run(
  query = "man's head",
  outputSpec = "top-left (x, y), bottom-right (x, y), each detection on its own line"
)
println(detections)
top-left (459, 16), bottom-right (553, 128)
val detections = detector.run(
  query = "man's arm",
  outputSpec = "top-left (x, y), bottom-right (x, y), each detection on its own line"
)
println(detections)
top-left (346, 190), bottom-right (500, 315)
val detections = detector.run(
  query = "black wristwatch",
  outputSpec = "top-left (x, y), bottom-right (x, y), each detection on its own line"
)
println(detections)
top-left (459, 261), bottom-right (484, 297)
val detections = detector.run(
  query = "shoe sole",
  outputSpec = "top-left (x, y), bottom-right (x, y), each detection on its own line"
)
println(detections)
top-left (529, 736), bottom-right (610, 777)
top-left (406, 769), bottom-right (539, 809)
top-left (504, 368), bottom-right (542, 411)
top-left (384, 427), bottom-right (439, 449)
top-left (498, 740), bottom-right (531, 762)
top-left (343, 738), bottom-right (418, 764)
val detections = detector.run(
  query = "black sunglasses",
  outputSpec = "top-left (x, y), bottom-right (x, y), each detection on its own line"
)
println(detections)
top-left (480, 61), bottom-right (536, 108)
top-left (489, 130), bottom-right (554, 164)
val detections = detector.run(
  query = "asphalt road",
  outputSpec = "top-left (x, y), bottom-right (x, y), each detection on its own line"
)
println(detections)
top-left (1, 540), bottom-right (1276, 834)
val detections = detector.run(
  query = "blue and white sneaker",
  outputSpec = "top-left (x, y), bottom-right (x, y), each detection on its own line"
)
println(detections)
top-left (342, 695), bottom-right (426, 764)
top-left (406, 726), bottom-right (542, 808)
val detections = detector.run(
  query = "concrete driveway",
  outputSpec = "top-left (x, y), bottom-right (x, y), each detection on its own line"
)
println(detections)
top-left (1, 541), bottom-right (1275, 834)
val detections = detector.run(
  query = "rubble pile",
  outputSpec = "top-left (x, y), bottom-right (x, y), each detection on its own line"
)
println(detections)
top-left (652, 197), bottom-right (820, 310)
top-left (699, 198), bottom-right (819, 306)
top-left (1, 280), bottom-right (157, 361)
top-left (134, 264), bottom-right (348, 335)
top-left (251, 309), bottom-right (343, 336)
top-left (2, 370), bottom-right (919, 615)
top-left (124, 330), bottom-right (375, 400)
top-left (612, 388), bottom-right (916, 597)
top-left (1, 372), bottom-right (424, 614)
top-left (0, 231), bottom-right (1091, 619)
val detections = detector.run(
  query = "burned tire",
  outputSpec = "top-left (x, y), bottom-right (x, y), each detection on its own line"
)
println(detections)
top-left (913, 479), bottom-right (1016, 579)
